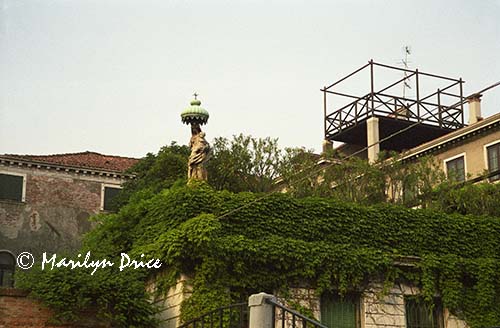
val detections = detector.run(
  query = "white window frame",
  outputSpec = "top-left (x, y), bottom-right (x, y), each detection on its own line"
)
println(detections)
top-left (484, 140), bottom-right (500, 182)
top-left (100, 183), bottom-right (122, 211)
top-left (443, 153), bottom-right (467, 182)
top-left (483, 140), bottom-right (500, 170)
top-left (0, 171), bottom-right (27, 202)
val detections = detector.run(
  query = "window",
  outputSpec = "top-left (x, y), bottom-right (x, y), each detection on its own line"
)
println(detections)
top-left (405, 297), bottom-right (443, 328)
top-left (101, 185), bottom-right (122, 211)
top-left (0, 251), bottom-right (15, 287)
top-left (0, 172), bottom-right (26, 202)
top-left (486, 142), bottom-right (500, 182)
top-left (321, 293), bottom-right (360, 328)
top-left (445, 155), bottom-right (465, 182)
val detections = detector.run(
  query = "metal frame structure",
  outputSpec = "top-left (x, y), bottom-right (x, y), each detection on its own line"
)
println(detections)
top-left (322, 60), bottom-right (466, 143)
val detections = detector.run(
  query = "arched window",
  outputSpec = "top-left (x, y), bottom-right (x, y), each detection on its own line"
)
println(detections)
top-left (0, 251), bottom-right (15, 287)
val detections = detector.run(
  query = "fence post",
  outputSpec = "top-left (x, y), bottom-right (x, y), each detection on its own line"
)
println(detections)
top-left (248, 292), bottom-right (276, 328)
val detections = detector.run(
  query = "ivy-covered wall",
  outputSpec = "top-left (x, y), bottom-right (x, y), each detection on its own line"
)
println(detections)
top-left (18, 183), bottom-right (500, 328)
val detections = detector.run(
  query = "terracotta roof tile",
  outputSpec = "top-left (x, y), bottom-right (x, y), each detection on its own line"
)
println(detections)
top-left (1, 151), bottom-right (140, 173)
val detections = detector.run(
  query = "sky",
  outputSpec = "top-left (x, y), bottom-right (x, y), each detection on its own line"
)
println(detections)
top-left (1, 0), bottom-right (499, 158)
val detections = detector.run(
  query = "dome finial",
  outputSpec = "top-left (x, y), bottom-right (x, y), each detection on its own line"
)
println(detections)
top-left (181, 94), bottom-right (209, 125)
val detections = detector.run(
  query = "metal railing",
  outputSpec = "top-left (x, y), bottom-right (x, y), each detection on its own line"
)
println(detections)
top-left (178, 302), bottom-right (249, 328)
top-left (266, 298), bottom-right (328, 328)
top-left (322, 60), bottom-right (466, 140)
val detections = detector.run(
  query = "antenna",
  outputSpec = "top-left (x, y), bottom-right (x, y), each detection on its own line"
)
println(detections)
top-left (398, 45), bottom-right (412, 98)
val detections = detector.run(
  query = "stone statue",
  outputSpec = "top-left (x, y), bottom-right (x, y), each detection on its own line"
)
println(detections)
top-left (188, 124), bottom-right (211, 181)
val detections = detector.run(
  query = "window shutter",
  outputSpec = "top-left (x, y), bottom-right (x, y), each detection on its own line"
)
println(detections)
top-left (0, 173), bottom-right (24, 202)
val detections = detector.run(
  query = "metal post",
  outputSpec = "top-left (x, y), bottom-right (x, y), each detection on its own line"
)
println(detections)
top-left (355, 101), bottom-right (358, 124)
top-left (459, 78), bottom-right (464, 125)
top-left (370, 59), bottom-right (375, 116)
top-left (437, 89), bottom-right (442, 128)
top-left (323, 88), bottom-right (327, 137)
top-left (415, 69), bottom-right (420, 122)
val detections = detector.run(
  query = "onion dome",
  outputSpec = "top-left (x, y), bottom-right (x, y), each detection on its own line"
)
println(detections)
top-left (181, 95), bottom-right (210, 125)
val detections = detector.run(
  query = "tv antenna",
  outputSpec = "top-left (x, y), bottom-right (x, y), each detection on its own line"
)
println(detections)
top-left (398, 45), bottom-right (412, 98)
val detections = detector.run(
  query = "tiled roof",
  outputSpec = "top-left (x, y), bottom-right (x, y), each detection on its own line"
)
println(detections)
top-left (1, 151), bottom-right (140, 173)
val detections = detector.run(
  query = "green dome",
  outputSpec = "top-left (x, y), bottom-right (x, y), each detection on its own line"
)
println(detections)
top-left (181, 98), bottom-right (210, 125)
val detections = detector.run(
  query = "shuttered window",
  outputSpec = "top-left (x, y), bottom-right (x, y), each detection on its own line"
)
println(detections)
top-left (0, 173), bottom-right (25, 202)
top-left (405, 297), bottom-right (443, 328)
top-left (102, 186), bottom-right (121, 211)
top-left (0, 251), bottom-right (15, 287)
top-left (487, 142), bottom-right (500, 181)
top-left (321, 294), bottom-right (359, 328)
top-left (445, 156), bottom-right (465, 182)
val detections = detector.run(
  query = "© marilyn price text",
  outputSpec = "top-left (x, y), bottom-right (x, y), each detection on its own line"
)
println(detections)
top-left (16, 251), bottom-right (162, 275)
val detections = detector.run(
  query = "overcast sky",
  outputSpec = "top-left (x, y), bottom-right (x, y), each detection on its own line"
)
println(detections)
top-left (1, 0), bottom-right (499, 158)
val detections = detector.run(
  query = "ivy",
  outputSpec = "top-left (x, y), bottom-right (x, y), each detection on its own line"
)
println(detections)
top-left (17, 182), bottom-right (500, 327)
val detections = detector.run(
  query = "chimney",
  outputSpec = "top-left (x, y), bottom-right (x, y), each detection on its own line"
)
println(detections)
top-left (468, 93), bottom-right (482, 125)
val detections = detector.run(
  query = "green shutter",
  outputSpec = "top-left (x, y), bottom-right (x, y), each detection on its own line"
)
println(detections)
top-left (405, 297), bottom-right (442, 328)
top-left (321, 294), bottom-right (358, 328)
top-left (0, 173), bottom-right (23, 202)
top-left (488, 144), bottom-right (500, 181)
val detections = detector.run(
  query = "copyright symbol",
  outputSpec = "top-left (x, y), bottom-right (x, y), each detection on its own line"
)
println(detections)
top-left (17, 252), bottom-right (35, 270)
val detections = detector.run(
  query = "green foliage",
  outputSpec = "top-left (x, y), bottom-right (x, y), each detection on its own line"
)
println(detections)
top-left (19, 183), bottom-right (500, 327)
top-left (431, 181), bottom-right (500, 216)
top-left (111, 136), bottom-right (304, 211)
top-left (16, 257), bottom-right (158, 327)
top-left (207, 134), bottom-right (294, 193)
top-left (280, 151), bottom-right (446, 208)
top-left (110, 142), bottom-right (190, 210)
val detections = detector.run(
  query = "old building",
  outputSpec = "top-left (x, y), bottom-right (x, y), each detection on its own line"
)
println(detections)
top-left (400, 101), bottom-right (500, 183)
top-left (0, 151), bottom-right (138, 287)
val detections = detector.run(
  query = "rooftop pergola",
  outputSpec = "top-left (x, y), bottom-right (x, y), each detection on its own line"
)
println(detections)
top-left (322, 60), bottom-right (466, 152)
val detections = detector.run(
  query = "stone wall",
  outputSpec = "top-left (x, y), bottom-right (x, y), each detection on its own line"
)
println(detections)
top-left (362, 283), bottom-right (417, 328)
top-left (0, 165), bottom-right (125, 257)
top-left (285, 282), bottom-right (469, 328)
top-left (277, 287), bottom-right (321, 320)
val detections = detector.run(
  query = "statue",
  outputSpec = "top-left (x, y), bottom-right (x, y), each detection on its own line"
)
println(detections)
top-left (188, 124), bottom-right (211, 181)
top-left (181, 93), bottom-right (211, 181)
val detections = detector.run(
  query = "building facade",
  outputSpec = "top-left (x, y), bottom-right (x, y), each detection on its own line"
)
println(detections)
top-left (0, 151), bottom-right (138, 287)
top-left (401, 111), bottom-right (500, 183)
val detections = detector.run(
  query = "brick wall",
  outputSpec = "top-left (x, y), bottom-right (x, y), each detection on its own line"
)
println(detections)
top-left (0, 165), bottom-right (126, 257)
top-left (0, 288), bottom-right (59, 328)
top-left (0, 288), bottom-right (106, 328)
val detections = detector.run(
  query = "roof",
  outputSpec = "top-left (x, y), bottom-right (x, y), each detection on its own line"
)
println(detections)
top-left (1, 151), bottom-right (139, 173)
top-left (401, 112), bottom-right (500, 161)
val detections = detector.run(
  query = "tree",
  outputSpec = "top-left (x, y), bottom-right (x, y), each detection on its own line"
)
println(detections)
top-left (207, 134), bottom-right (292, 193)
top-left (110, 142), bottom-right (190, 210)
top-left (280, 150), bottom-right (447, 208)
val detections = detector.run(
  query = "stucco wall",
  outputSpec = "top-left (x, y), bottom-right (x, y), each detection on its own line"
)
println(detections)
top-left (426, 131), bottom-right (500, 179)
top-left (0, 164), bottom-right (125, 258)
top-left (147, 274), bottom-right (192, 328)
